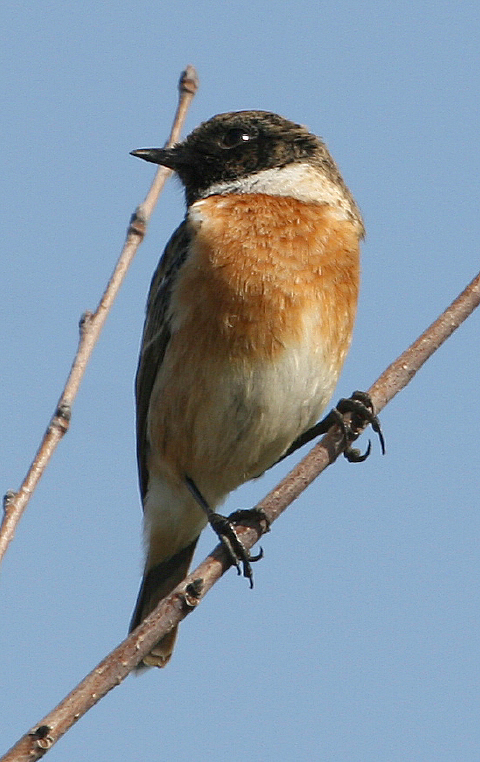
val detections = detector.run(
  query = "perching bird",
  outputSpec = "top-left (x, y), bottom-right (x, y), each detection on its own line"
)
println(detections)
top-left (129, 110), bottom-right (365, 667)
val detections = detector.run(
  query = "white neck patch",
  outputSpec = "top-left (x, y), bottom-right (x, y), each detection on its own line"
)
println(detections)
top-left (198, 162), bottom-right (358, 222)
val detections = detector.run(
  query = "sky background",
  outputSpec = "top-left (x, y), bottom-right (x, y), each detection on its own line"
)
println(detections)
top-left (2, 1), bottom-right (480, 760)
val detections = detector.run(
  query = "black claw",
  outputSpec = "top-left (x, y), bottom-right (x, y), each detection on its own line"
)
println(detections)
top-left (249, 546), bottom-right (264, 563)
top-left (344, 439), bottom-right (372, 463)
top-left (336, 391), bottom-right (385, 460)
top-left (351, 391), bottom-right (385, 456)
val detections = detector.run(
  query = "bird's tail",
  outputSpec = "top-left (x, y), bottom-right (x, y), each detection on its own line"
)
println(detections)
top-left (129, 537), bottom-right (199, 668)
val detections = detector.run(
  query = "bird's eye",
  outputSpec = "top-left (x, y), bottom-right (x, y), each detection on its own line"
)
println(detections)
top-left (221, 128), bottom-right (253, 148)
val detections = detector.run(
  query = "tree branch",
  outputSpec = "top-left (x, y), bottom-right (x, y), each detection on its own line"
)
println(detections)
top-left (0, 66), bottom-right (199, 566)
top-left (2, 268), bottom-right (479, 762)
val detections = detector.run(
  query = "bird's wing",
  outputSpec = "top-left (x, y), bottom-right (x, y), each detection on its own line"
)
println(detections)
top-left (135, 221), bottom-right (191, 502)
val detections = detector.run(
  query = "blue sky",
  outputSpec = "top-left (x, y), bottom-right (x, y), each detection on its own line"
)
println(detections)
top-left (2, 1), bottom-right (480, 760)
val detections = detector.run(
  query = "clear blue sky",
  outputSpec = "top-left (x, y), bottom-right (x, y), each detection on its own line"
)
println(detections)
top-left (2, 2), bottom-right (480, 760)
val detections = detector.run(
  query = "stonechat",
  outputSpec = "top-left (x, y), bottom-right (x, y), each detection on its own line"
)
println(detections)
top-left (129, 110), bottom-right (365, 667)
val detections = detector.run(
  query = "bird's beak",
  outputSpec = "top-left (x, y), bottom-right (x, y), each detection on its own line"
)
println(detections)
top-left (130, 146), bottom-right (182, 170)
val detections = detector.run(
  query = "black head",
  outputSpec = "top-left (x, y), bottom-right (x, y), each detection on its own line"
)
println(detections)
top-left (131, 110), bottom-right (333, 205)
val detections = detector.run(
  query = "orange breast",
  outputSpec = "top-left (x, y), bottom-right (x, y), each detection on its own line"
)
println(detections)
top-left (175, 193), bottom-right (360, 366)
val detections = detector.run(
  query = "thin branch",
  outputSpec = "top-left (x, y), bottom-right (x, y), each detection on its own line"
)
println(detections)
top-left (0, 66), bottom-right (199, 565)
top-left (2, 269), bottom-right (479, 762)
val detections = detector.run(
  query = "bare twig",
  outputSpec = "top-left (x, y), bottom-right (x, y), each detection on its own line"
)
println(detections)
top-left (0, 66), bottom-right (199, 565)
top-left (2, 269), bottom-right (479, 762)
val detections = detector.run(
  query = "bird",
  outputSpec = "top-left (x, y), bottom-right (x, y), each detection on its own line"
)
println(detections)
top-left (129, 110), bottom-right (366, 667)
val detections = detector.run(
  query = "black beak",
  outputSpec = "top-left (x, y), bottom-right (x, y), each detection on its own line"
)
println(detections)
top-left (130, 147), bottom-right (180, 170)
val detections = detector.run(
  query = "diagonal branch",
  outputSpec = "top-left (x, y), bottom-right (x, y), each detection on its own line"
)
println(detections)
top-left (0, 66), bottom-right (199, 565)
top-left (2, 268), bottom-right (479, 762)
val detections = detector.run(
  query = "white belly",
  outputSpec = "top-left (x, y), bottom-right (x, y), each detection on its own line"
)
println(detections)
top-left (176, 338), bottom-right (337, 502)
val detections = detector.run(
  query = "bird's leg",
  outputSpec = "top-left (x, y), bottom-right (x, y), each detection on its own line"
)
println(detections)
top-left (185, 476), bottom-right (264, 589)
top-left (278, 390), bottom-right (385, 465)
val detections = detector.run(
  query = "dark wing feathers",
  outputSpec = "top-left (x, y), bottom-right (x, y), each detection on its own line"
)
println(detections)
top-left (135, 221), bottom-right (192, 502)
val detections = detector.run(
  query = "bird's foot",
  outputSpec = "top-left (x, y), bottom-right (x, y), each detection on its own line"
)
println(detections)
top-left (279, 390), bottom-right (385, 465)
top-left (333, 390), bottom-right (385, 462)
top-left (208, 511), bottom-right (263, 588)
top-left (185, 476), bottom-right (264, 588)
